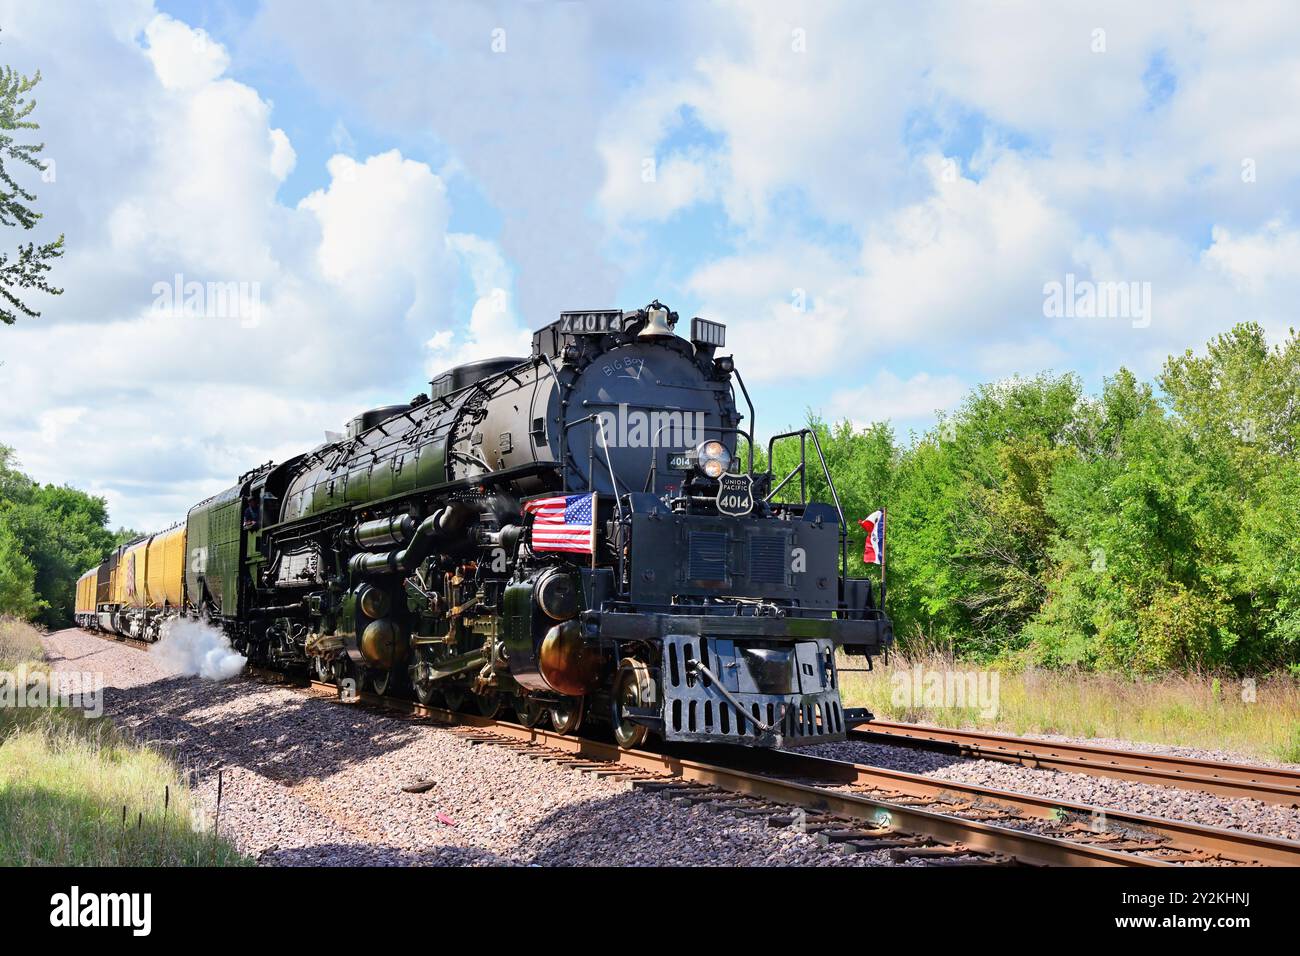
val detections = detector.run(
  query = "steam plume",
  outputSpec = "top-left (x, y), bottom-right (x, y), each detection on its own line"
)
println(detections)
top-left (150, 618), bottom-right (247, 680)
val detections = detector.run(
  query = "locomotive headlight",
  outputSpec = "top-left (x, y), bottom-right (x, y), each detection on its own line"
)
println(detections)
top-left (696, 440), bottom-right (731, 478)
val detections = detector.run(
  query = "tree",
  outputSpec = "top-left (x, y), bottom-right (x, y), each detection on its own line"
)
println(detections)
top-left (0, 446), bottom-right (117, 626)
top-left (0, 48), bottom-right (63, 324)
top-left (0, 520), bottom-right (43, 619)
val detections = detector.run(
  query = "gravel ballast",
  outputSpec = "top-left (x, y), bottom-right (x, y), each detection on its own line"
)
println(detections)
top-left (43, 628), bottom-right (1299, 862)
top-left (802, 737), bottom-right (1300, 842)
top-left (41, 628), bottom-right (900, 867)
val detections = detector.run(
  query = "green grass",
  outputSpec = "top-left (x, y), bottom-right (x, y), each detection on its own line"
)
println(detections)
top-left (0, 615), bottom-right (45, 670)
top-left (0, 616), bottom-right (248, 866)
top-left (839, 650), bottom-right (1300, 764)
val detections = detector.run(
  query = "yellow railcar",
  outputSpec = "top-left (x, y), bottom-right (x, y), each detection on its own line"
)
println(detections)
top-left (105, 544), bottom-right (123, 608)
top-left (145, 524), bottom-right (186, 608)
top-left (75, 568), bottom-right (97, 624)
top-left (99, 528), bottom-right (186, 640)
top-left (114, 537), bottom-right (152, 609)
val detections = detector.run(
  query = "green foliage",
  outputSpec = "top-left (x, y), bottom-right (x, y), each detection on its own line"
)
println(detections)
top-left (0, 446), bottom-right (118, 626)
top-left (0, 522), bottom-right (42, 619)
top-left (0, 49), bottom-right (64, 324)
top-left (761, 323), bottom-right (1300, 675)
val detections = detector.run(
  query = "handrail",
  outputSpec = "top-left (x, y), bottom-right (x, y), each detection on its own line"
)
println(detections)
top-left (563, 412), bottom-right (627, 521)
top-left (765, 427), bottom-right (850, 586)
top-left (538, 351), bottom-right (568, 492)
top-left (731, 367), bottom-right (756, 474)
top-left (765, 429), bottom-right (809, 504)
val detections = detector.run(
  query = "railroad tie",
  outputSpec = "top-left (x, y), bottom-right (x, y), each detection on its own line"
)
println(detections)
top-left (630, 780), bottom-right (700, 793)
top-left (889, 844), bottom-right (985, 863)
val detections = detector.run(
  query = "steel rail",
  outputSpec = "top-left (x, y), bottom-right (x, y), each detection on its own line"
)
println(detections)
top-left (736, 745), bottom-right (1300, 867)
top-left (301, 680), bottom-right (1156, 867)
top-left (304, 679), bottom-right (1300, 867)
top-left (854, 720), bottom-right (1300, 807)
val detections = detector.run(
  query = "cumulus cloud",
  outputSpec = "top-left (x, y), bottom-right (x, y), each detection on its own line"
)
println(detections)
top-left (0, 5), bottom-right (512, 529)
top-left (647, 1), bottom-right (1300, 422)
top-left (424, 234), bottom-right (533, 370)
top-left (829, 371), bottom-right (969, 431)
top-left (144, 14), bottom-right (229, 91)
top-left (690, 154), bottom-right (1076, 383)
top-left (248, 0), bottom-right (676, 322)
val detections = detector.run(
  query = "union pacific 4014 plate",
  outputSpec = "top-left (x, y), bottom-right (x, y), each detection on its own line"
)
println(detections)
top-left (715, 473), bottom-right (754, 516)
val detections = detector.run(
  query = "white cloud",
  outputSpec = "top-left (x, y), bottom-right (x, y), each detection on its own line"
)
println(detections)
top-left (829, 371), bottom-right (969, 430)
top-left (298, 150), bottom-right (457, 330)
top-left (144, 14), bottom-right (229, 92)
top-left (0, 5), bottom-right (511, 530)
top-left (428, 235), bottom-right (533, 368)
top-left (613, 1), bottom-right (1300, 393)
top-left (249, 0), bottom-right (667, 321)
top-left (1203, 220), bottom-right (1300, 296)
top-left (690, 153), bottom-right (1076, 382)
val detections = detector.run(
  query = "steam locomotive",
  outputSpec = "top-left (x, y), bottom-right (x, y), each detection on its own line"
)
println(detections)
top-left (76, 302), bottom-right (892, 747)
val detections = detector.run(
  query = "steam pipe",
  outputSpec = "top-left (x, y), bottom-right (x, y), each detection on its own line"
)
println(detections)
top-left (348, 502), bottom-right (476, 577)
top-left (342, 514), bottom-right (416, 550)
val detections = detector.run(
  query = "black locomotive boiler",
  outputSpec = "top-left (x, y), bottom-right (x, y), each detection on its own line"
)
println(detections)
top-left (131, 302), bottom-right (893, 748)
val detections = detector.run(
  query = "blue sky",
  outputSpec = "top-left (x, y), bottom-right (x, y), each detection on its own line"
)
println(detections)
top-left (2, 1), bottom-right (1299, 530)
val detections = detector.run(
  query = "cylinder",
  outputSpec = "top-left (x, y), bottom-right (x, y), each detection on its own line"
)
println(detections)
top-left (344, 515), bottom-right (416, 551)
top-left (348, 503), bottom-right (477, 578)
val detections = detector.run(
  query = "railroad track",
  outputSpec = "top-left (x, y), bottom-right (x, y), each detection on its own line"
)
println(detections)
top-left (853, 720), bottom-right (1300, 807)
top-left (294, 676), bottom-right (1300, 868)
top-left (81, 630), bottom-right (1300, 867)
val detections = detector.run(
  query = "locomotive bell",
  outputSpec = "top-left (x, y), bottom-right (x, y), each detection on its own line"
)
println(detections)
top-left (538, 619), bottom-right (601, 696)
top-left (638, 305), bottom-right (676, 339)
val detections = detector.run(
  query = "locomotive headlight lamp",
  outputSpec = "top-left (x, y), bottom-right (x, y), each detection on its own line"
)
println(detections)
top-left (696, 439), bottom-right (731, 479)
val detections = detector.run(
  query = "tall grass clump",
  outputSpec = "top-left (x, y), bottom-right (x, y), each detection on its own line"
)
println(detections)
top-left (0, 616), bottom-right (247, 865)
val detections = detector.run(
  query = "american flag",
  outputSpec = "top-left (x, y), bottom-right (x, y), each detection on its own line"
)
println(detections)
top-left (523, 493), bottom-right (597, 554)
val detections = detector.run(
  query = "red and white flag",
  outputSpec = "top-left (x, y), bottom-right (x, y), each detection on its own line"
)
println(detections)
top-left (523, 493), bottom-right (597, 554)
top-left (859, 509), bottom-right (885, 565)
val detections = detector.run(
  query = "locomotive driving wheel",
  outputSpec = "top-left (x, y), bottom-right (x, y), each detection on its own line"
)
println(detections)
top-left (474, 690), bottom-right (503, 719)
top-left (549, 696), bottom-right (584, 735)
top-left (410, 653), bottom-right (437, 706)
top-left (612, 658), bottom-right (654, 749)
top-left (412, 676), bottom-right (436, 706)
top-left (311, 656), bottom-right (331, 683)
top-left (515, 695), bottom-right (546, 728)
